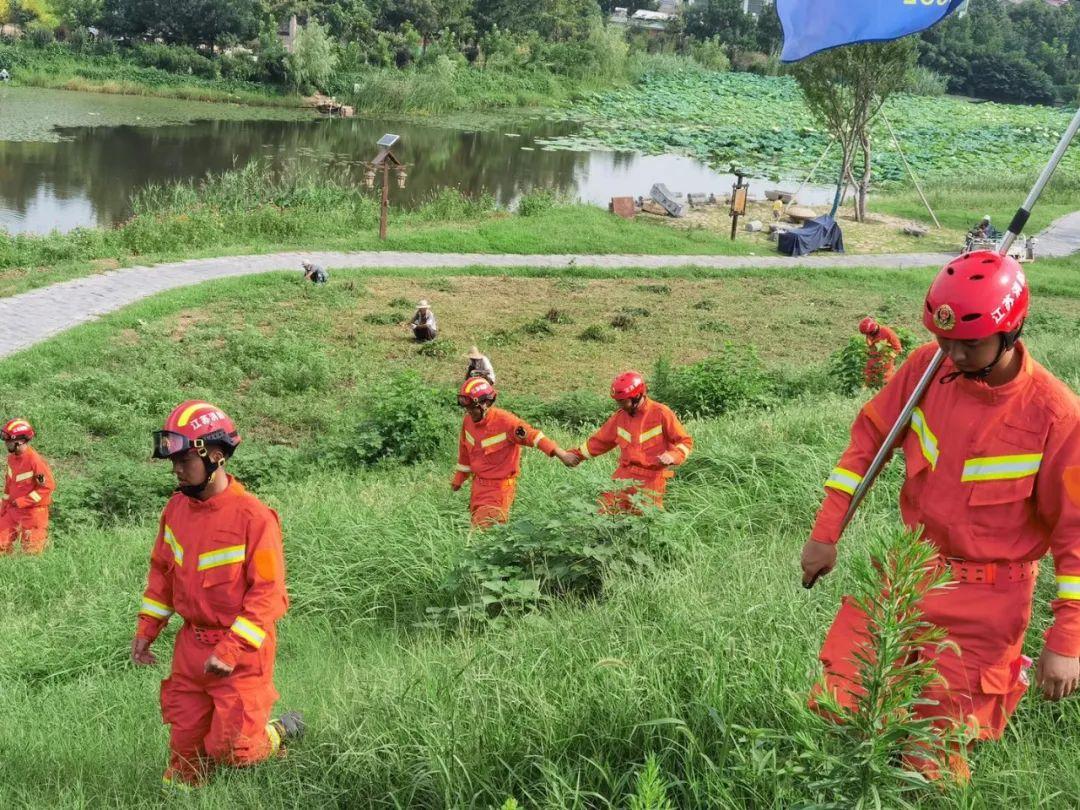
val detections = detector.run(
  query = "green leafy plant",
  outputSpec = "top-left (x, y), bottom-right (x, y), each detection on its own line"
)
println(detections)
top-left (800, 529), bottom-right (960, 804)
top-left (651, 346), bottom-right (775, 418)
top-left (610, 313), bottom-right (637, 331)
top-left (521, 317), bottom-right (555, 337)
top-left (544, 307), bottom-right (574, 324)
top-left (635, 284), bottom-right (671, 295)
top-left (628, 754), bottom-right (675, 810)
top-left (579, 324), bottom-right (612, 342)
top-left (429, 490), bottom-right (675, 623)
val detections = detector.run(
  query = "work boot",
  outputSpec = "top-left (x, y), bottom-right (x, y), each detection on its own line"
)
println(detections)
top-left (269, 710), bottom-right (305, 752)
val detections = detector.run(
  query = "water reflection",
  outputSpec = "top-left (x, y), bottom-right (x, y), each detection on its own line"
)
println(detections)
top-left (0, 111), bottom-right (837, 236)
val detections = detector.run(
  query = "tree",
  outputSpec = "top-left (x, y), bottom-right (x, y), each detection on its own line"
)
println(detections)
top-left (103, 0), bottom-right (260, 47)
top-left (54, 0), bottom-right (105, 28)
top-left (754, 3), bottom-right (782, 56)
top-left (792, 40), bottom-right (917, 222)
top-left (684, 0), bottom-right (754, 51)
top-left (288, 18), bottom-right (336, 93)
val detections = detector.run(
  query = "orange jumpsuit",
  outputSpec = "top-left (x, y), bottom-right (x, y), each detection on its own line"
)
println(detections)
top-left (573, 398), bottom-right (693, 511)
top-left (812, 342), bottom-right (1080, 749)
top-left (452, 407), bottom-right (559, 527)
top-left (136, 477), bottom-right (289, 786)
top-left (1, 446), bottom-right (55, 554)
top-left (864, 325), bottom-right (902, 388)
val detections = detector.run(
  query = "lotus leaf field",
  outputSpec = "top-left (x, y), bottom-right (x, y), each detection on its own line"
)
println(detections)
top-left (547, 69), bottom-right (1080, 186)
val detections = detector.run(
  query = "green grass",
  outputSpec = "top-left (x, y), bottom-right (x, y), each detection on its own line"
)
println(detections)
top-left (0, 257), bottom-right (1078, 805)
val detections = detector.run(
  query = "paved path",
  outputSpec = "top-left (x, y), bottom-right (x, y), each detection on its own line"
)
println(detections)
top-left (1, 211), bottom-right (1077, 359)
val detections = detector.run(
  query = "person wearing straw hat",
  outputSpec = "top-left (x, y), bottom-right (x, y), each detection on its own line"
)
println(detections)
top-left (409, 300), bottom-right (437, 342)
top-left (464, 346), bottom-right (495, 385)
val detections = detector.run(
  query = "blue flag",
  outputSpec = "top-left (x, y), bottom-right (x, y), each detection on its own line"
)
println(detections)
top-left (778, 0), bottom-right (966, 62)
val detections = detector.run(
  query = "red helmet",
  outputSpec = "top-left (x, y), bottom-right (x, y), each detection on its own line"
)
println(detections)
top-left (858, 317), bottom-right (879, 336)
top-left (1, 419), bottom-right (35, 441)
top-left (611, 371), bottom-right (646, 401)
top-left (923, 251), bottom-right (1029, 340)
top-left (153, 400), bottom-right (241, 459)
top-left (458, 377), bottom-right (496, 406)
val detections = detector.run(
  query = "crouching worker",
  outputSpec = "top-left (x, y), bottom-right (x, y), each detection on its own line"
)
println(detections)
top-left (453, 378), bottom-right (577, 528)
top-left (1, 419), bottom-right (54, 554)
top-left (131, 401), bottom-right (303, 788)
top-left (801, 253), bottom-right (1080, 782)
top-left (567, 371), bottom-right (693, 512)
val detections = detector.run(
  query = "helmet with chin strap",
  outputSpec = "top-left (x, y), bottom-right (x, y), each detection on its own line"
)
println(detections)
top-left (152, 401), bottom-right (241, 460)
top-left (611, 371), bottom-right (646, 401)
top-left (923, 251), bottom-right (1029, 380)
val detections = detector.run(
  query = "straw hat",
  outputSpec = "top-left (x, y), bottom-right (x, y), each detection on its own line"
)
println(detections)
top-left (417, 299), bottom-right (430, 308)
top-left (466, 346), bottom-right (485, 360)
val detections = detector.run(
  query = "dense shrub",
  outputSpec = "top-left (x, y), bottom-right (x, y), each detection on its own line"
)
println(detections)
top-left (321, 371), bottom-right (451, 468)
top-left (903, 65), bottom-right (946, 97)
top-left (517, 188), bottom-right (557, 217)
top-left (651, 346), bottom-right (774, 418)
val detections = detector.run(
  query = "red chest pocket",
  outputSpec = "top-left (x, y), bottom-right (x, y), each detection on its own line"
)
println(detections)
top-left (198, 531), bottom-right (247, 612)
top-left (965, 417), bottom-right (1047, 536)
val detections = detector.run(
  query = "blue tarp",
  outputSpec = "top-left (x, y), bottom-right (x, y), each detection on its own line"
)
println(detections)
top-left (778, 216), bottom-right (845, 257)
top-left (777, 0), bottom-right (965, 62)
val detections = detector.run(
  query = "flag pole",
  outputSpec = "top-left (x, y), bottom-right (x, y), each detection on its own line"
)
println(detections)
top-left (822, 103), bottom-right (1080, 554)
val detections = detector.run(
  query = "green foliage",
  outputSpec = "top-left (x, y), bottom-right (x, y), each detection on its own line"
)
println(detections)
top-left (688, 37), bottom-right (730, 72)
top-left (578, 324), bottom-right (612, 342)
top-left (521, 317), bottom-right (555, 337)
top-left (628, 754), bottom-right (675, 810)
top-left (417, 339), bottom-right (454, 358)
top-left (512, 389), bottom-right (611, 430)
top-left (430, 490), bottom-right (675, 623)
top-left (610, 312), bottom-right (637, 331)
top-left (363, 312), bottom-right (404, 326)
top-left (903, 65), bottom-right (946, 97)
top-left (634, 284), bottom-right (671, 295)
top-left (288, 19), bottom-right (337, 94)
top-left (517, 188), bottom-right (557, 217)
top-left (651, 347), bottom-right (774, 418)
top-left (544, 307), bottom-right (573, 325)
top-left (323, 371), bottom-right (451, 468)
top-left (828, 336), bottom-right (870, 397)
top-left (803, 529), bottom-right (959, 803)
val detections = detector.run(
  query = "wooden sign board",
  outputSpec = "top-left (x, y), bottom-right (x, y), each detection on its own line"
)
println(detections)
top-left (731, 186), bottom-right (748, 216)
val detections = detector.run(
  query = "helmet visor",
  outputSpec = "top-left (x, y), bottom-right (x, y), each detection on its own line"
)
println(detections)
top-left (152, 430), bottom-right (192, 459)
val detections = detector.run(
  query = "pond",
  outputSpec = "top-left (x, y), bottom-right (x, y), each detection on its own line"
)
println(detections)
top-left (0, 86), bottom-right (838, 236)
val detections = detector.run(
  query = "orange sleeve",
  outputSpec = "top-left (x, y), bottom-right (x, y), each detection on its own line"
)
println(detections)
top-left (452, 421), bottom-right (472, 488)
top-left (886, 327), bottom-right (902, 353)
top-left (14, 454), bottom-right (54, 508)
top-left (810, 346), bottom-right (936, 544)
top-left (663, 407), bottom-right (693, 464)
top-left (1039, 416), bottom-right (1080, 657)
top-left (511, 418), bottom-right (558, 457)
top-left (136, 513), bottom-right (175, 643)
top-left (574, 413), bottom-right (619, 461)
top-left (212, 507), bottom-right (289, 668)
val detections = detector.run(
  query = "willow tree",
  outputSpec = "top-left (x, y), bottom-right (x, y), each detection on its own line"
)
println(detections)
top-left (792, 40), bottom-right (917, 221)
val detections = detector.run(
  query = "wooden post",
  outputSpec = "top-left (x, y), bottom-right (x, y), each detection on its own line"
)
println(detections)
top-left (379, 163), bottom-right (389, 241)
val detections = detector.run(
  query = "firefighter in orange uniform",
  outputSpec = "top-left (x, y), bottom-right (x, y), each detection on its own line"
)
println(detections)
top-left (802, 252), bottom-right (1080, 781)
top-left (568, 371), bottom-right (693, 511)
top-left (131, 401), bottom-right (303, 788)
top-left (453, 378), bottom-right (577, 528)
top-left (1, 419), bottom-right (55, 555)
top-left (859, 316), bottom-right (903, 389)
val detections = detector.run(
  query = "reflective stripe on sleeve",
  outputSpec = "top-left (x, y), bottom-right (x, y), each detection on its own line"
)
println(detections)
top-left (231, 616), bottom-right (267, 648)
top-left (139, 596), bottom-right (173, 619)
top-left (14, 471), bottom-right (33, 482)
top-left (27, 491), bottom-right (41, 503)
top-left (674, 443), bottom-right (691, 458)
top-left (962, 454), bottom-right (1043, 483)
top-left (579, 443), bottom-right (593, 459)
top-left (910, 407), bottom-right (940, 470)
top-left (532, 432), bottom-right (546, 448)
top-left (616, 427), bottom-right (632, 443)
top-left (197, 545), bottom-right (246, 571)
top-left (455, 464), bottom-right (472, 473)
top-left (163, 526), bottom-right (184, 567)
top-left (464, 432), bottom-right (475, 446)
top-left (1057, 575), bottom-right (1080, 601)
top-left (825, 467), bottom-right (864, 496)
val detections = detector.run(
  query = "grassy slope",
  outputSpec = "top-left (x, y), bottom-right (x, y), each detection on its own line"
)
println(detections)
top-left (0, 258), bottom-right (1078, 806)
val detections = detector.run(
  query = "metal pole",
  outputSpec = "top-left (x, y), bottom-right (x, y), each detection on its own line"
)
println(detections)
top-left (825, 103), bottom-right (1080, 550)
top-left (882, 113), bottom-right (940, 229)
top-left (379, 163), bottom-right (389, 241)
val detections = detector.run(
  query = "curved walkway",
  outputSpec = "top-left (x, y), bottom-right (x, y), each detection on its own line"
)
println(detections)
top-left (2, 211), bottom-right (1079, 359)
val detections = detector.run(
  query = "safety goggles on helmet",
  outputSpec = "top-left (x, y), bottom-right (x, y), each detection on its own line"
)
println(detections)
top-left (152, 429), bottom-right (237, 460)
top-left (152, 430), bottom-right (207, 459)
